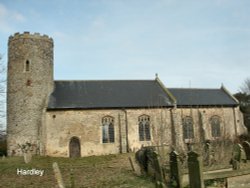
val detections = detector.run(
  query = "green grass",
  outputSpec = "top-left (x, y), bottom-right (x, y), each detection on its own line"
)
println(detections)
top-left (0, 153), bottom-right (155, 188)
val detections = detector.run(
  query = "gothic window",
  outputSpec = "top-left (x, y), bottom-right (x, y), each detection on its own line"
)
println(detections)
top-left (138, 115), bottom-right (151, 141)
top-left (25, 60), bottom-right (30, 72)
top-left (102, 116), bottom-right (115, 143)
top-left (210, 116), bottom-right (221, 137)
top-left (183, 116), bottom-right (194, 139)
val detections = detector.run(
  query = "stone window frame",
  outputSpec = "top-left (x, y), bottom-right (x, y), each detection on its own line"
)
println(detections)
top-left (102, 116), bottom-right (115, 143)
top-left (138, 114), bottom-right (151, 141)
top-left (182, 116), bottom-right (194, 141)
top-left (210, 115), bottom-right (221, 138)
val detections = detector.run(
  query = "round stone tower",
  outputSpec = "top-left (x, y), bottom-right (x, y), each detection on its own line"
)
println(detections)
top-left (7, 32), bottom-right (54, 156)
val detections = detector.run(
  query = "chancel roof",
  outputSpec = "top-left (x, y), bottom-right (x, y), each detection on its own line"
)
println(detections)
top-left (168, 88), bottom-right (238, 107)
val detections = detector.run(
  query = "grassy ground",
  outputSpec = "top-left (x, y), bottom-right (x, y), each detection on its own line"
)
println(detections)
top-left (0, 153), bottom-right (156, 188)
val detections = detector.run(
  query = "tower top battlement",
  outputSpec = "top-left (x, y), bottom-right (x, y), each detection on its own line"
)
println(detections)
top-left (8, 31), bottom-right (53, 44)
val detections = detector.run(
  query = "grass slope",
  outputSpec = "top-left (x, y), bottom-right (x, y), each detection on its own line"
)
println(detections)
top-left (0, 153), bottom-right (155, 188)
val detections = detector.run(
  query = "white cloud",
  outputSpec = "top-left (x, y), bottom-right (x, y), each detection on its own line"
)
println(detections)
top-left (81, 16), bottom-right (107, 43)
top-left (0, 3), bottom-right (26, 33)
top-left (12, 12), bottom-right (25, 22)
top-left (52, 31), bottom-right (67, 41)
top-left (0, 4), bottom-right (7, 17)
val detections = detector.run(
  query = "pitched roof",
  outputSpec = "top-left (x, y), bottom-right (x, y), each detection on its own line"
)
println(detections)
top-left (168, 88), bottom-right (238, 107)
top-left (47, 80), bottom-right (174, 110)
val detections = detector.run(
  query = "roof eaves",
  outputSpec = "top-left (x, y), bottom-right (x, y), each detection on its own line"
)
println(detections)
top-left (47, 105), bottom-right (173, 111)
top-left (175, 104), bottom-right (238, 108)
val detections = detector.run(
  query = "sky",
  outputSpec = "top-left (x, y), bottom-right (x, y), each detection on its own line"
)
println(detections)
top-left (0, 0), bottom-right (250, 94)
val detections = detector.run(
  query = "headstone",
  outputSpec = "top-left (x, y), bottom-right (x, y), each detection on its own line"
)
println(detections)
top-left (169, 150), bottom-right (183, 188)
top-left (70, 168), bottom-right (75, 188)
top-left (53, 162), bottom-right (65, 188)
top-left (128, 157), bottom-right (135, 172)
top-left (232, 144), bottom-right (243, 170)
top-left (150, 151), bottom-right (166, 188)
top-left (23, 152), bottom-right (32, 164)
top-left (203, 142), bottom-right (210, 166)
top-left (242, 141), bottom-right (250, 160)
top-left (204, 141), bottom-right (216, 166)
top-left (187, 151), bottom-right (204, 188)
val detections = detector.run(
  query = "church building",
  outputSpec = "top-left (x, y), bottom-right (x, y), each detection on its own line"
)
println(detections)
top-left (6, 32), bottom-right (247, 157)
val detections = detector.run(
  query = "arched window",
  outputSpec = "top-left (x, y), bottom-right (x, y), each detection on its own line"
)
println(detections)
top-left (25, 60), bottom-right (30, 72)
top-left (138, 115), bottom-right (151, 141)
top-left (102, 116), bottom-right (115, 143)
top-left (182, 116), bottom-right (194, 139)
top-left (210, 116), bottom-right (221, 137)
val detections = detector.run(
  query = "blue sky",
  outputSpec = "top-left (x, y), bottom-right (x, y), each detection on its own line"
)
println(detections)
top-left (0, 0), bottom-right (250, 93)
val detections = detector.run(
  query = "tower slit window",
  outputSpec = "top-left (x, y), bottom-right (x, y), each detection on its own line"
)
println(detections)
top-left (138, 115), bottom-right (151, 141)
top-left (102, 116), bottom-right (115, 143)
top-left (25, 60), bottom-right (30, 72)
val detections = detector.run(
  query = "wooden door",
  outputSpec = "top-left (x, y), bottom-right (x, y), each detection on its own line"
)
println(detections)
top-left (69, 137), bottom-right (81, 158)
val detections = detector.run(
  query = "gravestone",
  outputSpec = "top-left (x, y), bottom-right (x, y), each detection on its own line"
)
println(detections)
top-left (169, 150), bottom-right (183, 188)
top-left (70, 168), bottom-right (75, 188)
top-left (23, 152), bottom-right (32, 164)
top-left (53, 162), bottom-right (65, 188)
top-left (187, 151), bottom-right (204, 188)
top-left (203, 142), bottom-right (210, 166)
top-left (149, 151), bottom-right (165, 187)
top-left (242, 141), bottom-right (250, 160)
top-left (232, 144), bottom-right (244, 170)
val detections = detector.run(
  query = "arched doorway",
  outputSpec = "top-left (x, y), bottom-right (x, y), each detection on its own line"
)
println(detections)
top-left (69, 137), bottom-right (81, 158)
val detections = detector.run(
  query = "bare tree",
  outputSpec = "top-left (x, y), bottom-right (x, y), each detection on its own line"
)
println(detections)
top-left (235, 77), bottom-right (250, 132)
top-left (0, 55), bottom-right (6, 134)
top-left (240, 77), bottom-right (250, 94)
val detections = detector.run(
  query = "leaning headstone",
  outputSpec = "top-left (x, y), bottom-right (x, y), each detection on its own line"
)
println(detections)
top-left (169, 150), bottom-right (183, 188)
top-left (231, 144), bottom-right (243, 170)
top-left (53, 162), bottom-right (65, 188)
top-left (187, 151), bottom-right (204, 188)
top-left (128, 157), bottom-right (135, 172)
top-left (242, 141), bottom-right (250, 160)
